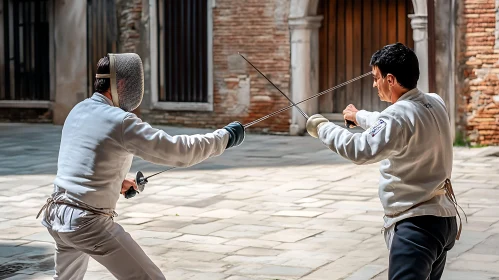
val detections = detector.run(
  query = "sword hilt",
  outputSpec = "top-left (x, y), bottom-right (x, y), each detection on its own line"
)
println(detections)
top-left (124, 171), bottom-right (148, 199)
top-left (345, 120), bottom-right (357, 128)
top-left (243, 72), bottom-right (371, 129)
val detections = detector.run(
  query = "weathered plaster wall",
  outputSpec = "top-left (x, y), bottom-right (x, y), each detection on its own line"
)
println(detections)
top-left (52, 0), bottom-right (88, 125)
top-left (140, 0), bottom-right (292, 133)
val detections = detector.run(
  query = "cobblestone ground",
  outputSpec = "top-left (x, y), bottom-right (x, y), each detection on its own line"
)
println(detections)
top-left (1, 123), bottom-right (499, 279)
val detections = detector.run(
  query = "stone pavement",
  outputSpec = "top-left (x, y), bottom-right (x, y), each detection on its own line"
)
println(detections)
top-left (1, 123), bottom-right (499, 279)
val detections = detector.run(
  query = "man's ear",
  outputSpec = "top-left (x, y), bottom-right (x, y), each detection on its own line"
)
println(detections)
top-left (386, 74), bottom-right (396, 87)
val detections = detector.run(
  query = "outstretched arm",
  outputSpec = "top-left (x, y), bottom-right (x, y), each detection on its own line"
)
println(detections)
top-left (307, 112), bottom-right (406, 165)
top-left (121, 114), bottom-right (243, 167)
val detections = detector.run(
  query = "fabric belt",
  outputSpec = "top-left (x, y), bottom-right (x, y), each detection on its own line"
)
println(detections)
top-left (384, 178), bottom-right (467, 240)
top-left (36, 197), bottom-right (117, 220)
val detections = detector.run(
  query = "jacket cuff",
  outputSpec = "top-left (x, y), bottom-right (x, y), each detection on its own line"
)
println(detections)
top-left (213, 129), bottom-right (230, 150)
top-left (356, 110), bottom-right (369, 129)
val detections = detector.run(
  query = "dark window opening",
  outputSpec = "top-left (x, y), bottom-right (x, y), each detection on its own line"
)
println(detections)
top-left (157, 0), bottom-right (209, 103)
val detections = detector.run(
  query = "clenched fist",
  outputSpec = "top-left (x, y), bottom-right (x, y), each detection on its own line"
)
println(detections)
top-left (121, 178), bottom-right (138, 197)
top-left (343, 104), bottom-right (359, 128)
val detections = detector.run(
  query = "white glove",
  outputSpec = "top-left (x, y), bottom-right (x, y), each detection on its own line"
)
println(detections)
top-left (306, 114), bottom-right (329, 138)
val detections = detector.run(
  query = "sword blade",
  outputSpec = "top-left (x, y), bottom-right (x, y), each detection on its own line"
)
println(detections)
top-left (145, 166), bottom-right (176, 179)
top-left (141, 72), bottom-right (371, 179)
top-left (239, 53), bottom-right (308, 119)
top-left (243, 72), bottom-right (372, 129)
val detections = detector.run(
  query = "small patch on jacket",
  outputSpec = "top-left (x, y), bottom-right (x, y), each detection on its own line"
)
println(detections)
top-left (370, 119), bottom-right (386, 137)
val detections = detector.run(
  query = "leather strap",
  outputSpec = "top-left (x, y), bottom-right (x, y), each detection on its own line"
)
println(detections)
top-left (384, 178), bottom-right (467, 240)
top-left (108, 54), bottom-right (120, 108)
top-left (443, 179), bottom-right (467, 240)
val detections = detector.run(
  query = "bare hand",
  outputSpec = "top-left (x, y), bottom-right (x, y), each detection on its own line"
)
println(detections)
top-left (343, 104), bottom-right (359, 125)
top-left (121, 178), bottom-right (138, 197)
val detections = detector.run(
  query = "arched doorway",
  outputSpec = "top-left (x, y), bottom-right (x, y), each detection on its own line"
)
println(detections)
top-left (317, 0), bottom-right (415, 115)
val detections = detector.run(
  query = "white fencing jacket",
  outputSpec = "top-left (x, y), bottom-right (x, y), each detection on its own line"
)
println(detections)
top-left (43, 93), bottom-right (229, 231)
top-left (317, 88), bottom-right (457, 246)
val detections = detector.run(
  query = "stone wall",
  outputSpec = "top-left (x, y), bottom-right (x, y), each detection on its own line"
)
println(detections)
top-left (116, 0), bottom-right (143, 117)
top-left (138, 0), bottom-right (292, 133)
top-left (0, 108), bottom-right (51, 123)
top-left (117, 0), bottom-right (142, 53)
top-left (457, 0), bottom-right (499, 145)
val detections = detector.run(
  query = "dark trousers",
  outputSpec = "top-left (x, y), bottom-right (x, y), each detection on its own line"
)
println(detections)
top-left (389, 215), bottom-right (458, 280)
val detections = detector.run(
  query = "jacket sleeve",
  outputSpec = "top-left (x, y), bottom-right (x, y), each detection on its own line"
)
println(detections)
top-left (121, 114), bottom-right (229, 167)
top-left (318, 110), bottom-right (406, 165)
top-left (355, 110), bottom-right (381, 130)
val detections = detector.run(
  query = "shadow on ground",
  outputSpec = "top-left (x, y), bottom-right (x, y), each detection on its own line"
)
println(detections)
top-left (0, 242), bottom-right (53, 279)
top-left (0, 123), bottom-right (361, 176)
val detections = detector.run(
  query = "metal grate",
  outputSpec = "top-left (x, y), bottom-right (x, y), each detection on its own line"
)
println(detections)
top-left (1, 0), bottom-right (51, 101)
top-left (86, 0), bottom-right (118, 97)
top-left (157, 0), bottom-right (208, 103)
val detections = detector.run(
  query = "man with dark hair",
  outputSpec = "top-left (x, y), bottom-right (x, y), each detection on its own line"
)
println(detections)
top-left (306, 43), bottom-right (462, 279)
top-left (38, 53), bottom-right (245, 279)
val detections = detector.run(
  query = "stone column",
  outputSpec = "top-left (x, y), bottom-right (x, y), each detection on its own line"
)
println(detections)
top-left (53, 0), bottom-right (88, 124)
top-left (409, 11), bottom-right (429, 92)
top-left (288, 16), bottom-right (322, 135)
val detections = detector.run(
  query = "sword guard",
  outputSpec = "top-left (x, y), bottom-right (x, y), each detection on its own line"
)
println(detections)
top-left (124, 171), bottom-right (148, 199)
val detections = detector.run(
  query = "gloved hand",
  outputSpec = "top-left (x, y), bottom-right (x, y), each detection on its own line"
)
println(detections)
top-left (224, 121), bottom-right (245, 149)
top-left (306, 114), bottom-right (329, 138)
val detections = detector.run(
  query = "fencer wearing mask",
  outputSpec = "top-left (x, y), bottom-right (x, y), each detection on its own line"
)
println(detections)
top-left (37, 53), bottom-right (244, 280)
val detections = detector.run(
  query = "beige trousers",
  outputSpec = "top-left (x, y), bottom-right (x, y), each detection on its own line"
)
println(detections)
top-left (47, 215), bottom-right (165, 280)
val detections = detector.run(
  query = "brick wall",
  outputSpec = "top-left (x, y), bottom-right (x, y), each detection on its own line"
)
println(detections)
top-left (140, 0), bottom-right (292, 133)
top-left (117, 0), bottom-right (142, 53)
top-left (457, 0), bottom-right (499, 145)
top-left (116, 0), bottom-right (143, 117)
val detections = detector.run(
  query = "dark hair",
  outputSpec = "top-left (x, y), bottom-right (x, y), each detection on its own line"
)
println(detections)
top-left (94, 56), bottom-right (110, 93)
top-left (369, 42), bottom-right (419, 89)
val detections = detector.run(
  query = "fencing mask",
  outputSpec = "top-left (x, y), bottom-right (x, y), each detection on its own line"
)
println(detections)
top-left (96, 53), bottom-right (144, 112)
